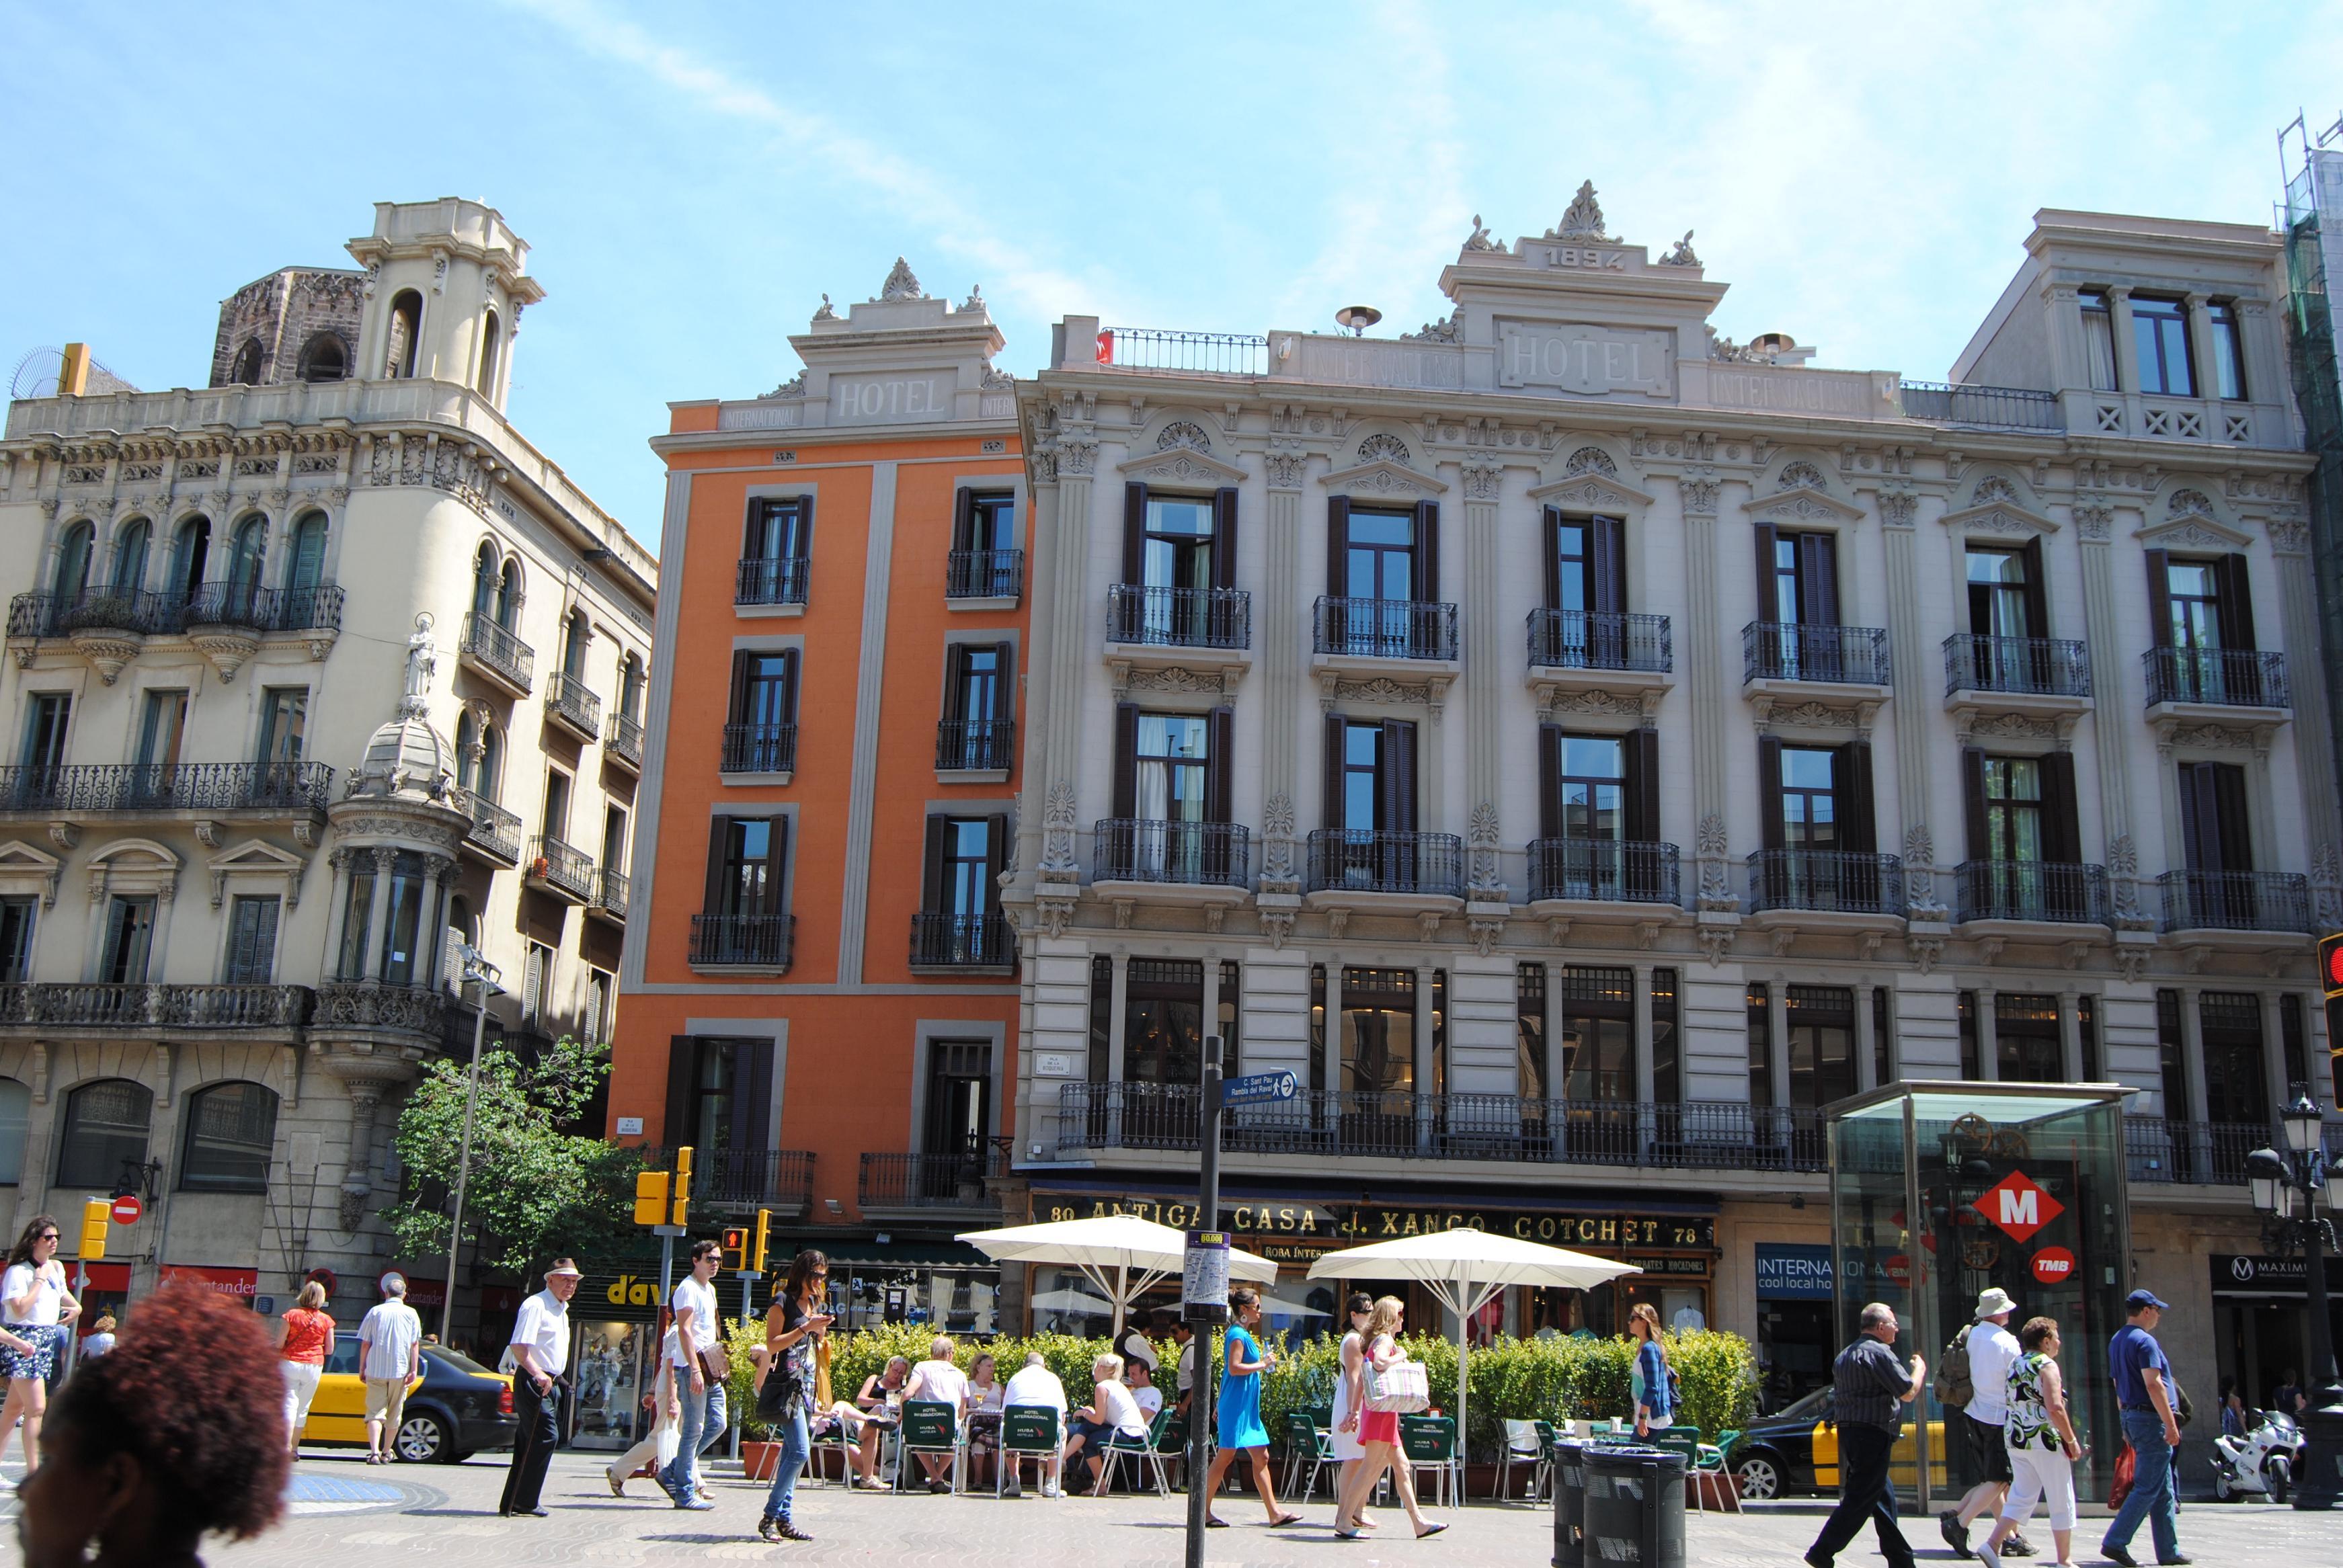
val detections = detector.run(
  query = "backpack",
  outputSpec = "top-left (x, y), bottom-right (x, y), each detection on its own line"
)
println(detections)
top-left (1934, 1321), bottom-right (1975, 1409)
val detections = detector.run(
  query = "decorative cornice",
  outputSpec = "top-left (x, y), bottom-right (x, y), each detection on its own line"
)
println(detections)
top-left (1318, 457), bottom-right (1447, 498)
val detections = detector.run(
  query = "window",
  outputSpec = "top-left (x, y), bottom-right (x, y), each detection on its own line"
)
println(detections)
top-left (1652, 970), bottom-right (1681, 1104)
top-left (1560, 966), bottom-right (1634, 1103)
top-left (741, 497), bottom-right (812, 603)
top-left (1546, 513), bottom-right (1624, 615)
top-left (231, 339), bottom-right (264, 384)
top-left (2155, 989), bottom-right (2190, 1118)
top-left (1326, 716), bottom-right (1416, 834)
top-left (601, 804), bottom-right (628, 875)
top-left (1310, 963), bottom-right (1328, 1095)
top-left (56, 1078), bottom-right (153, 1190)
top-left (1982, 757), bottom-right (2042, 864)
top-left (707, 817), bottom-right (788, 917)
top-left (102, 897), bottom-right (156, 985)
top-left (1340, 967), bottom-right (1416, 1094)
top-left (111, 518), bottom-right (151, 593)
top-left (1552, 734), bottom-right (1624, 843)
top-left (1778, 747), bottom-right (1837, 850)
top-left (1535, 728), bottom-right (1663, 899)
top-left (662, 1034), bottom-right (777, 1153)
top-left (2078, 995), bottom-right (2101, 1083)
top-left (223, 896), bottom-right (279, 985)
top-left (2131, 296), bottom-right (2194, 397)
top-left (1341, 507), bottom-right (1419, 601)
top-left (561, 610), bottom-right (590, 679)
top-left (522, 940), bottom-right (553, 1024)
top-left (259, 684), bottom-right (309, 764)
top-left (1217, 959), bottom-right (1242, 1077)
top-left (2208, 302), bottom-right (2247, 401)
top-left (169, 515), bottom-right (210, 598)
top-left (1123, 958), bottom-right (1205, 1083)
top-left (2162, 558), bottom-right (2226, 651)
top-left (586, 967), bottom-right (613, 1044)
top-left (1747, 983), bottom-right (1773, 1106)
top-left (1996, 993), bottom-right (2063, 1082)
top-left (337, 857), bottom-right (376, 979)
top-left (1872, 987), bottom-right (1895, 1085)
top-left (471, 542), bottom-right (497, 621)
top-left (385, 290), bottom-right (422, 379)
top-left (1086, 956), bottom-right (1112, 1084)
top-left (619, 655), bottom-right (645, 724)
top-left (297, 332), bottom-right (346, 383)
top-left (920, 816), bottom-right (1004, 927)
top-left (1960, 991), bottom-right (1981, 1080)
top-left (52, 521), bottom-right (93, 599)
top-left (1784, 986), bottom-right (1858, 1108)
top-left (2079, 290), bottom-right (2119, 392)
top-left (21, 694), bottom-right (69, 772)
top-left (378, 853), bottom-right (434, 986)
top-left (136, 690), bottom-right (188, 771)
top-left (543, 770), bottom-right (571, 841)
top-left (0, 1079), bottom-right (27, 1184)
top-left (940, 643), bottom-right (1011, 770)
top-left (1516, 964), bottom-right (1547, 1100)
top-left (1761, 528), bottom-right (1837, 627)
top-left (178, 1081), bottom-right (278, 1194)
top-left (0, 899), bottom-right (33, 983)
top-left (477, 309), bottom-right (502, 396)
top-left (1132, 713), bottom-right (1207, 822)
top-left (2282, 993), bottom-right (2309, 1096)
top-left (924, 1040), bottom-right (994, 1157)
top-left (1965, 544), bottom-right (2040, 641)
top-left (1117, 485), bottom-right (1237, 641)
top-left (284, 512), bottom-right (327, 597)
top-left (957, 490), bottom-right (1017, 554)
top-left (496, 558), bottom-right (522, 630)
top-left (2177, 760), bottom-right (2253, 874)
top-left (723, 651), bottom-right (799, 772)
top-left (226, 515), bottom-right (266, 609)
top-left (2200, 993), bottom-right (2270, 1125)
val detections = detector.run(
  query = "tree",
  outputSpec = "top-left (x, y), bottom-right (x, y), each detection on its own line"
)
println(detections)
top-left (383, 1034), bottom-right (643, 1274)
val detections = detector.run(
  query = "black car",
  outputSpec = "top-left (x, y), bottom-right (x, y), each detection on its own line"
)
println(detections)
top-left (1726, 1387), bottom-right (1949, 1500)
top-left (302, 1341), bottom-right (518, 1463)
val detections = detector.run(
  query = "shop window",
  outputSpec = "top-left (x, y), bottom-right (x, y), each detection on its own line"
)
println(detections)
top-left (1086, 956), bottom-right (1111, 1083)
top-left (1652, 968), bottom-right (1681, 1104)
top-left (1340, 968), bottom-right (1417, 1094)
top-left (57, 1078), bottom-right (153, 1191)
top-left (1560, 966), bottom-right (1634, 1102)
top-left (1747, 984), bottom-right (1773, 1107)
top-left (1997, 993), bottom-right (2063, 1082)
top-left (178, 1081), bottom-right (278, 1194)
top-left (1872, 988), bottom-right (1895, 1085)
top-left (1123, 958), bottom-right (1205, 1084)
top-left (1516, 964), bottom-right (1547, 1101)
top-left (2200, 991), bottom-right (2270, 1126)
top-left (1784, 985), bottom-right (1858, 1109)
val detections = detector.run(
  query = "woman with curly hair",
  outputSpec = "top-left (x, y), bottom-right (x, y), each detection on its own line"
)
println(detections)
top-left (1, 1214), bottom-right (79, 1476)
top-left (17, 1279), bottom-right (287, 1565)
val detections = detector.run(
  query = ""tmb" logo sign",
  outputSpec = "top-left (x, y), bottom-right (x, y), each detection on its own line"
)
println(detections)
top-left (1979, 1171), bottom-right (2064, 1244)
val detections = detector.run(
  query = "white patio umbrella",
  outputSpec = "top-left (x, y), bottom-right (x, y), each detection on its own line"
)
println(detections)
top-left (1251, 1292), bottom-right (1330, 1319)
top-left (1308, 1231), bottom-right (1637, 1497)
top-left (959, 1213), bottom-right (1279, 1335)
top-left (1029, 1287), bottom-right (1116, 1318)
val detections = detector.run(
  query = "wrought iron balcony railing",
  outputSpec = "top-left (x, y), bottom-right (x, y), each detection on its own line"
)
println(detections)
top-left (459, 612), bottom-right (535, 692)
top-left (1314, 596), bottom-right (1459, 661)
top-left (1943, 634), bottom-right (2092, 698)
top-left (593, 868), bottom-right (629, 920)
top-left (547, 670), bottom-right (602, 737)
top-left (636, 1145), bottom-right (816, 1210)
top-left (936, 717), bottom-right (1015, 772)
top-left (1954, 860), bottom-right (2109, 925)
top-left (1527, 839), bottom-right (1681, 905)
top-left (450, 787), bottom-right (522, 863)
top-left (1304, 829), bottom-right (1465, 897)
top-left (605, 711), bottom-right (644, 770)
top-left (7, 588), bottom-right (183, 638)
top-left (1094, 327), bottom-right (1269, 376)
top-left (0, 761), bottom-right (332, 814)
top-left (1745, 849), bottom-right (1906, 915)
top-left (527, 834), bottom-right (596, 901)
top-left (2141, 647), bottom-right (2289, 708)
top-left (720, 723), bottom-right (798, 774)
top-left (1093, 819), bottom-right (1250, 886)
top-left (1106, 584), bottom-right (1253, 649)
top-left (736, 555), bottom-right (809, 607)
top-left (945, 548), bottom-right (1024, 600)
top-left (857, 1139), bottom-right (1014, 1209)
top-left (910, 911), bottom-right (1016, 969)
top-left (690, 912), bottom-right (795, 969)
top-left (2127, 1116), bottom-right (2296, 1186)
top-left (1525, 610), bottom-right (1673, 673)
top-left (0, 983), bottom-right (312, 1030)
top-left (1743, 622), bottom-right (1891, 684)
top-left (178, 582), bottom-right (346, 634)
top-left (1897, 381), bottom-right (2065, 432)
top-left (2157, 869), bottom-right (2313, 934)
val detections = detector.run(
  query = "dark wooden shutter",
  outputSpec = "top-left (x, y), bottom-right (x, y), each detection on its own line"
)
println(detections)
top-left (1212, 488), bottom-right (1238, 592)
top-left (664, 1037), bottom-right (697, 1146)
top-left (762, 815), bottom-right (790, 916)
top-left (2178, 762), bottom-right (2213, 872)
top-left (736, 1040), bottom-right (776, 1154)
top-left (984, 813), bottom-right (1008, 910)
top-left (1626, 728), bottom-right (1660, 844)
top-left (941, 645), bottom-right (969, 723)
top-left (1538, 724), bottom-right (1562, 839)
top-left (1322, 712), bottom-right (1347, 831)
top-left (1415, 501), bottom-right (1441, 602)
top-left (2020, 537), bottom-right (2049, 638)
top-left (703, 819), bottom-right (731, 914)
top-left (2217, 554), bottom-right (2258, 649)
top-left (2213, 763), bottom-right (2254, 873)
top-left (1838, 741), bottom-right (1878, 856)
top-left (1111, 703), bottom-right (1139, 819)
top-left (1591, 515), bottom-right (1625, 617)
top-left (1205, 706), bottom-right (1233, 824)
top-left (1758, 737), bottom-right (1786, 851)
top-left (1384, 719), bottom-right (1418, 834)
top-left (1542, 509), bottom-right (1564, 611)
top-left (2040, 751), bottom-right (2081, 866)
top-left (1962, 749), bottom-right (1991, 862)
top-left (920, 815), bottom-right (948, 911)
top-left (1753, 524), bottom-right (1779, 620)
top-left (781, 648), bottom-right (801, 723)
top-left (1326, 497), bottom-right (1351, 595)
top-left (1802, 532), bottom-right (1840, 624)
top-left (727, 651), bottom-right (753, 726)
top-left (1121, 483), bottom-right (1146, 585)
top-left (992, 641), bottom-right (1015, 719)
top-left (951, 486), bottom-right (976, 554)
top-left (2145, 550), bottom-right (2173, 647)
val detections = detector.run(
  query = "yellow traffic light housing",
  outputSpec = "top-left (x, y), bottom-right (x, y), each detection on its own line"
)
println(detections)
top-left (753, 1208), bottom-right (773, 1275)
top-left (721, 1226), bottom-right (748, 1270)
top-left (633, 1169), bottom-right (670, 1227)
top-left (79, 1198), bottom-right (109, 1261)
top-left (671, 1146), bottom-right (693, 1226)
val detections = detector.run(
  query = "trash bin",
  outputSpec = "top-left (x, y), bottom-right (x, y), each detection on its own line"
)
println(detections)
top-left (1583, 1444), bottom-right (1686, 1568)
top-left (1552, 1439), bottom-right (1589, 1568)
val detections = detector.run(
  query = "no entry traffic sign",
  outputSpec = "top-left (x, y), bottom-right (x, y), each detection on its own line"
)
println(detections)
top-left (110, 1194), bottom-right (143, 1227)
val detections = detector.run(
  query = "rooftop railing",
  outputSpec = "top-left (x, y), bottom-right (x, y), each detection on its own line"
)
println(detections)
top-left (1897, 381), bottom-right (2065, 432)
top-left (1094, 328), bottom-right (1269, 376)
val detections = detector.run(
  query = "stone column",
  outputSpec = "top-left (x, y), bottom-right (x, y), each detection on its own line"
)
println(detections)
top-left (2108, 286), bottom-right (2141, 395)
top-left (1460, 459), bottom-right (1506, 896)
top-left (1680, 476), bottom-right (1734, 913)
top-left (1106, 952), bottom-right (1129, 1082)
top-left (2182, 294), bottom-right (2217, 401)
top-left (1977, 985), bottom-right (2000, 1081)
top-left (321, 849), bottom-right (353, 979)
top-left (2264, 511), bottom-right (2343, 922)
top-left (418, 859), bottom-right (446, 989)
top-left (1856, 980), bottom-right (1880, 1092)
top-left (1767, 981), bottom-right (1790, 1110)
top-left (358, 848), bottom-right (395, 982)
top-left (1034, 423), bottom-right (1097, 884)
top-left (1880, 491), bottom-right (1935, 912)
top-left (1013, 472), bottom-right (1061, 887)
top-left (1261, 453), bottom-right (1307, 879)
top-left (1633, 962), bottom-right (1657, 1150)
top-left (2261, 989), bottom-right (2292, 1117)
top-left (2059, 989), bottom-right (2086, 1083)
top-left (1543, 960), bottom-right (1565, 1111)
top-left (2178, 985), bottom-right (2209, 1126)
top-left (2073, 501), bottom-right (2147, 925)
top-left (1322, 960), bottom-right (1344, 1101)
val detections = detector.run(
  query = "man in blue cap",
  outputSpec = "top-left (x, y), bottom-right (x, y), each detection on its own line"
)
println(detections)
top-left (2100, 1288), bottom-right (2186, 1567)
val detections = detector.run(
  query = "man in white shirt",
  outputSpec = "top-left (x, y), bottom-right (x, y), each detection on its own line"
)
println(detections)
top-left (905, 1335), bottom-right (971, 1492)
top-left (357, 1274), bottom-right (424, 1464)
top-left (1128, 1358), bottom-right (1164, 1419)
top-left (1942, 1288), bottom-right (2024, 1559)
top-left (1119, 1315), bottom-right (1161, 1376)
top-left (660, 1239), bottom-right (725, 1510)
top-left (1000, 1350), bottom-right (1069, 1498)
top-left (499, 1257), bottom-right (581, 1517)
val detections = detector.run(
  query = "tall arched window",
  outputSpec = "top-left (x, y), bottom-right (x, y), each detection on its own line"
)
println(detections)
top-left (496, 559), bottom-right (522, 630)
top-left (231, 339), bottom-right (264, 385)
top-left (52, 521), bottom-right (93, 600)
top-left (297, 333), bottom-right (347, 383)
top-left (477, 310), bottom-right (502, 396)
top-left (284, 511), bottom-right (327, 597)
top-left (228, 515), bottom-right (267, 593)
top-left (0, 1078), bottom-right (28, 1185)
top-left (336, 851), bottom-right (438, 987)
top-left (478, 720), bottom-right (504, 803)
top-left (385, 290), bottom-right (422, 379)
top-left (56, 1077), bottom-right (154, 1190)
top-left (619, 653), bottom-right (645, 723)
top-left (454, 708), bottom-right (481, 790)
top-left (561, 610), bottom-right (590, 677)
top-left (110, 518), bottom-right (151, 594)
top-left (178, 1081), bottom-right (278, 1194)
top-left (170, 515), bottom-right (211, 597)
top-left (471, 542), bottom-right (498, 620)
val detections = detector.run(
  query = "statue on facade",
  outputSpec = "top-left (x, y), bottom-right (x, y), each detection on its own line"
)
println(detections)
top-left (1555, 181), bottom-right (1610, 241)
top-left (813, 292), bottom-right (836, 321)
top-left (400, 612), bottom-right (436, 716)
top-left (1464, 214), bottom-right (1501, 252)
top-left (1661, 230), bottom-right (1700, 267)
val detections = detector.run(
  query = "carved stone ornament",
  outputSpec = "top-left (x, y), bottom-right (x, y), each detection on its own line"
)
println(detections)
top-left (1879, 490), bottom-right (1918, 528)
top-left (1681, 476), bottom-right (1720, 515)
top-left (1776, 461), bottom-right (1828, 493)
top-left (1467, 800), bottom-right (1505, 897)
top-left (1461, 460), bottom-right (1502, 501)
top-left (1661, 231), bottom-right (1700, 267)
top-left (2073, 503), bottom-right (2114, 540)
top-left (1054, 436), bottom-right (1098, 477)
top-left (1267, 447), bottom-right (1307, 489)
top-left (2158, 722), bottom-right (2258, 751)
top-left (1121, 665), bottom-right (1228, 696)
top-left (1403, 311), bottom-right (1463, 343)
top-left (877, 257), bottom-right (924, 301)
top-left (1542, 689), bottom-right (1649, 720)
top-left (1906, 935), bottom-right (1944, 975)
top-left (961, 284), bottom-right (984, 312)
top-left (813, 292), bottom-right (836, 321)
top-left (1333, 676), bottom-right (1433, 707)
top-left (2168, 487), bottom-right (2215, 518)
top-left (1261, 792), bottom-right (1299, 888)
top-left (760, 371), bottom-right (806, 401)
top-left (1696, 814), bottom-right (1729, 858)
top-left (1903, 825), bottom-right (1935, 868)
top-left (1464, 214), bottom-right (1501, 253)
top-left (1263, 791), bottom-right (1296, 841)
top-left (1039, 779), bottom-right (1079, 876)
top-left (2145, 522), bottom-right (2234, 552)
top-left (1971, 476), bottom-right (2018, 507)
top-left (2268, 517), bottom-right (2310, 554)
top-left (1156, 421), bottom-right (1212, 453)
top-left (1763, 700), bottom-right (1860, 731)
top-left (2106, 834), bottom-right (2139, 878)
top-left (1697, 925), bottom-right (1735, 966)
top-left (1552, 181), bottom-right (1610, 241)
top-left (2313, 843), bottom-right (2343, 927)
top-left (1964, 712), bottom-right (2059, 741)
top-left (1259, 905), bottom-right (1296, 949)
top-left (1564, 446), bottom-right (1618, 479)
top-left (1035, 891), bottom-right (1076, 940)
top-left (1468, 914), bottom-right (1507, 956)
top-left (1356, 433), bottom-right (1412, 468)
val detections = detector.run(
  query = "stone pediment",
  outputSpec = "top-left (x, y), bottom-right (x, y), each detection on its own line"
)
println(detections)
top-left (1527, 472), bottom-right (1655, 512)
top-left (1320, 458), bottom-right (1447, 499)
top-left (208, 837), bottom-right (309, 909)
top-left (1939, 499), bottom-right (2059, 537)
top-left (0, 839), bottom-right (63, 907)
top-left (1118, 446), bottom-right (1246, 487)
top-left (2135, 514), bottom-right (2253, 551)
top-left (1745, 487), bottom-right (1866, 524)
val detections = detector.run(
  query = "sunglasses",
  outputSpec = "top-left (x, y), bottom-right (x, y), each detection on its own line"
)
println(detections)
top-left (34, 1233), bottom-right (57, 1242)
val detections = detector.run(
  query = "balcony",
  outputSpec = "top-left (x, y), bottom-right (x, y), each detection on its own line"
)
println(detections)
top-left (1055, 1083), bottom-right (1828, 1171)
top-left (1304, 829), bottom-right (1465, 900)
top-left (312, 981), bottom-right (449, 1042)
top-left (736, 555), bottom-right (809, 609)
top-left (590, 868), bottom-right (629, 924)
top-left (180, 583), bottom-right (346, 635)
top-left (0, 761), bottom-right (333, 818)
top-left (1954, 860), bottom-right (2110, 927)
top-left (1743, 622), bottom-right (1891, 690)
top-left (945, 548), bottom-right (1024, 603)
top-left (936, 717), bottom-right (1015, 778)
top-left (1897, 381), bottom-right (2064, 434)
top-left (604, 711), bottom-right (644, 774)
top-left (1526, 839), bottom-right (1681, 907)
top-left (1942, 634), bottom-right (2094, 730)
top-left (0, 983), bottom-right (312, 1032)
top-left (458, 612), bottom-right (534, 696)
top-left (1313, 596), bottom-right (1459, 663)
top-left (1745, 850), bottom-right (1906, 917)
top-left (2127, 1116), bottom-right (2300, 1186)
top-left (526, 834), bottom-right (596, 903)
top-left (1524, 609), bottom-right (1673, 710)
top-left (1092, 819), bottom-right (1250, 892)
top-left (1095, 327), bottom-right (1269, 376)
top-left (450, 788), bottom-right (521, 866)
top-left (910, 911), bottom-right (1016, 973)
top-left (720, 722), bottom-right (798, 778)
top-left (858, 1139), bottom-right (1012, 1216)
top-left (637, 1145), bottom-right (816, 1216)
top-left (2157, 869), bottom-right (2313, 934)
top-left (1107, 585), bottom-right (1253, 651)
top-left (689, 912), bottom-right (795, 972)
top-left (546, 670), bottom-right (602, 742)
top-left (2141, 648), bottom-right (2290, 718)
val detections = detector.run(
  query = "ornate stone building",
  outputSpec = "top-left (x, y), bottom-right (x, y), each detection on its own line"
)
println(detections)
top-left (0, 199), bottom-right (655, 1343)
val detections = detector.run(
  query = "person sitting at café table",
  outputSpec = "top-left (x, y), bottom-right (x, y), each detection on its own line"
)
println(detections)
top-left (824, 1354), bottom-right (908, 1488)
top-left (963, 1353), bottom-right (1006, 1489)
top-left (1060, 1352), bottom-right (1150, 1494)
top-left (1127, 1358), bottom-right (1163, 1421)
top-left (903, 1336), bottom-right (971, 1493)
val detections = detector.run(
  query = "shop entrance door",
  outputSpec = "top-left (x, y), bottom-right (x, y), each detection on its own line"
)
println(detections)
top-left (1760, 1301), bottom-right (1835, 1411)
top-left (569, 1321), bottom-right (652, 1450)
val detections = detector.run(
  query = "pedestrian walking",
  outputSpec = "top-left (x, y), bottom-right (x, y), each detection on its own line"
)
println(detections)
top-left (499, 1256), bottom-right (582, 1518)
top-left (276, 1281), bottom-right (337, 1460)
top-left (2099, 1289), bottom-right (2187, 1568)
top-left (1328, 1292), bottom-right (1388, 1530)
top-left (0, 1214), bottom-right (81, 1477)
top-left (1804, 1302), bottom-right (1924, 1568)
top-left (1332, 1296), bottom-right (1444, 1540)
top-left (755, 1247), bottom-right (833, 1541)
top-left (660, 1237), bottom-right (727, 1509)
top-left (1630, 1302), bottom-right (1675, 1437)
top-left (1199, 1286), bottom-right (1303, 1528)
top-left (1980, 1317), bottom-right (2090, 1568)
top-left (356, 1272), bottom-right (423, 1464)
top-left (606, 1326), bottom-right (683, 1496)
top-left (1943, 1287), bottom-right (2024, 1560)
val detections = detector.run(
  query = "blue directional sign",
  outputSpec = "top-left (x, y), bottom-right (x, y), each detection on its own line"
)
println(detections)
top-left (1223, 1070), bottom-right (1299, 1107)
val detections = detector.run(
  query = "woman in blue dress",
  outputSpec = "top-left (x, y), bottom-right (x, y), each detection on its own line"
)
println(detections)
top-left (1197, 1287), bottom-right (1302, 1528)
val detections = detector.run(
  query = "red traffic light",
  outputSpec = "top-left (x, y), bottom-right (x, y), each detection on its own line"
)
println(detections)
top-left (2321, 931), bottom-right (2343, 998)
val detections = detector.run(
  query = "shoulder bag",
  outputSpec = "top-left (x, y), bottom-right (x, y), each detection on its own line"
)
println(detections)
top-left (1364, 1356), bottom-right (1431, 1414)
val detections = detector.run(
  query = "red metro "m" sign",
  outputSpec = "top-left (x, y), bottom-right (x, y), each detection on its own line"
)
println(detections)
top-left (1979, 1171), bottom-right (2064, 1245)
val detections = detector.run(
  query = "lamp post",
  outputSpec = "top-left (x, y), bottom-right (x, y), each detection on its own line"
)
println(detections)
top-left (2244, 1086), bottom-right (2343, 1509)
top-left (439, 945), bottom-right (503, 1346)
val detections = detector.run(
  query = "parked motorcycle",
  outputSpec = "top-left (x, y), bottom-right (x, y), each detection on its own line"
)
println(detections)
top-left (2212, 1408), bottom-right (2304, 1503)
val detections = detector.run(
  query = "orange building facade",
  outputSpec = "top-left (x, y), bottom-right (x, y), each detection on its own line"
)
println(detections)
top-left (617, 263), bottom-right (1027, 1328)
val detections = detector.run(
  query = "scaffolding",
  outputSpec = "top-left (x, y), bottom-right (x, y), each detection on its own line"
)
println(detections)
top-left (2280, 112), bottom-right (2343, 823)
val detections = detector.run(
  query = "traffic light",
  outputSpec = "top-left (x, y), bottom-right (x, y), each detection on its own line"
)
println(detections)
top-left (2328, 993), bottom-right (2343, 1114)
top-left (2321, 932), bottom-right (2343, 998)
top-left (633, 1169), bottom-right (670, 1227)
top-left (672, 1146), bottom-right (692, 1227)
top-left (753, 1208), bottom-right (773, 1275)
top-left (721, 1225), bottom-right (748, 1270)
top-left (79, 1198), bottom-right (108, 1261)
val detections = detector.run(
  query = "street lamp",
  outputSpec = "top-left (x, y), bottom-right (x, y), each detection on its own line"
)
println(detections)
top-left (439, 945), bottom-right (504, 1346)
top-left (2243, 1086), bottom-right (2343, 1510)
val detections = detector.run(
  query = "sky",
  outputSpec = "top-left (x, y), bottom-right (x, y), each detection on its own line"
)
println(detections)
top-left (5, 1), bottom-right (2341, 548)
